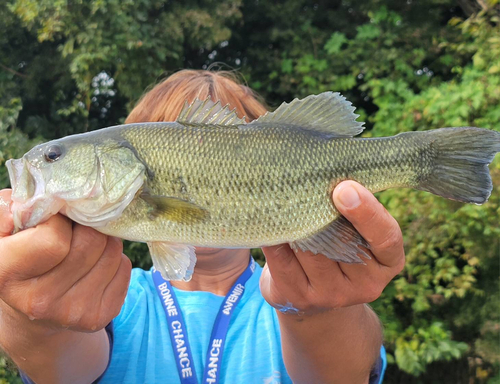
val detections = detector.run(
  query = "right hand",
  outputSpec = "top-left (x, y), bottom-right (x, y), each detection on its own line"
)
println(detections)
top-left (0, 189), bottom-right (132, 333)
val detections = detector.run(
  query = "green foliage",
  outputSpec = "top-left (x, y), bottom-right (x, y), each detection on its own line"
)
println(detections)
top-left (0, 355), bottom-right (20, 384)
top-left (394, 322), bottom-right (468, 375)
top-left (124, 241), bottom-right (151, 270)
top-left (3, 0), bottom-right (242, 140)
top-left (370, 10), bottom-right (500, 381)
top-left (0, 99), bottom-right (38, 187)
top-left (1, 0), bottom-right (500, 382)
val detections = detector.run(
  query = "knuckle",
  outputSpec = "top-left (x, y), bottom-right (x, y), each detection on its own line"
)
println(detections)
top-left (60, 302), bottom-right (87, 329)
top-left (101, 243), bottom-right (124, 271)
top-left (104, 304), bottom-right (122, 326)
top-left (25, 293), bottom-right (53, 320)
top-left (107, 237), bottom-right (124, 257)
top-left (124, 254), bottom-right (132, 269)
top-left (364, 283), bottom-right (383, 303)
top-left (61, 312), bottom-right (82, 328)
top-left (38, 226), bottom-right (71, 260)
top-left (121, 255), bottom-right (132, 275)
top-left (103, 294), bottom-right (126, 323)
top-left (0, 189), bottom-right (12, 198)
top-left (0, 213), bottom-right (13, 236)
top-left (108, 301), bottom-right (123, 320)
top-left (374, 222), bottom-right (403, 251)
top-left (394, 256), bottom-right (406, 275)
top-left (83, 302), bottom-right (114, 332)
top-left (78, 314), bottom-right (105, 332)
top-left (71, 227), bottom-right (107, 256)
top-left (355, 201), bottom-right (391, 234)
top-left (327, 295), bottom-right (347, 309)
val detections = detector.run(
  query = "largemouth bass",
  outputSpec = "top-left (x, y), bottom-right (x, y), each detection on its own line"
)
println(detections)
top-left (6, 93), bottom-right (500, 281)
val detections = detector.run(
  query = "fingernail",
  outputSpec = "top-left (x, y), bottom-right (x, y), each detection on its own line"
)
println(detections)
top-left (0, 195), bottom-right (10, 210)
top-left (0, 196), bottom-right (14, 235)
top-left (338, 185), bottom-right (361, 209)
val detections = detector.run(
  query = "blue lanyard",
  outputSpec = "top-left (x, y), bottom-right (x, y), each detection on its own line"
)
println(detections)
top-left (152, 257), bottom-right (256, 384)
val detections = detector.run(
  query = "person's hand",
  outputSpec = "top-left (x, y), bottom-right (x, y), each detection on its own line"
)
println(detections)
top-left (0, 189), bottom-right (132, 333)
top-left (260, 180), bottom-right (405, 315)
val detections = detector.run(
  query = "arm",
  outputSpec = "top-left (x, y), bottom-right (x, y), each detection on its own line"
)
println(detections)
top-left (261, 181), bottom-right (405, 383)
top-left (0, 304), bottom-right (110, 384)
top-left (0, 190), bottom-right (131, 384)
top-left (275, 303), bottom-right (382, 384)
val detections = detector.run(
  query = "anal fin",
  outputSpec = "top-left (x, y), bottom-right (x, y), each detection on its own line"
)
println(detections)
top-left (148, 242), bottom-right (197, 281)
top-left (290, 216), bottom-right (371, 263)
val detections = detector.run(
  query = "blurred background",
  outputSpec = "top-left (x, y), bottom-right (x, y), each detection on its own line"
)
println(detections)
top-left (0, 0), bottom-right (499, 382)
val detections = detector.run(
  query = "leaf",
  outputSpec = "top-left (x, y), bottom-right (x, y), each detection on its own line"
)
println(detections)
top-left (324, 32), bottom-right (347, 54)
top-left (356, 24), bottom-right (381, 40)
top-left (281, 58), bottom-right (293, 74)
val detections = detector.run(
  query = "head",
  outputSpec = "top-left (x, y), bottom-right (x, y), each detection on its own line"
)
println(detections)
top-left (7, 134), bottom-right (145, 230)
top-left (125, 70), bottom-right (268, 124)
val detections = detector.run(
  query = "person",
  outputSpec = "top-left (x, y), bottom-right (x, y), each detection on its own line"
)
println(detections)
top-left (0, 70), bottom-right (404, 383)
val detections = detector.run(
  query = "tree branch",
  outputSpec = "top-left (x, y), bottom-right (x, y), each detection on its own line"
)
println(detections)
top-left (475, 0), bottom-right (489, 11)
top-left (0, 63), bottom-right (27, 78)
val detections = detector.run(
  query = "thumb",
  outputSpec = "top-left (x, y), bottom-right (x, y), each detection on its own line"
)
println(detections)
top-left (0, 189), bottom-right (14, 238)
top-left (332, 181), bottom-right (404, 269)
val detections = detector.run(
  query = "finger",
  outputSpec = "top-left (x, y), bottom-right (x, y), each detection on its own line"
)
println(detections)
top-left (0, 214), bottom-right (73, 279)
top-left (0, 189), bottom-right (13, 238)
top-left (336, 259), bottom-right (388, 304)
top-left (71, 236), bottom-right (124, 295)
top-left (71, 254), bottom-right (131, 332)
top-left (55, 238), bottom-right (125, 330)
top-left (262, 244), bottom-right (309, 289)
top-left (100, 254), bottom-right (132, 321)
top-left (292, 249), bottom-right (346, 289)
top-left (292, 248), bottom-right (378, 308)
top-left (43, 225), bottom-right (109, 292)
top-left (333, 181), bottom-right (405, 270)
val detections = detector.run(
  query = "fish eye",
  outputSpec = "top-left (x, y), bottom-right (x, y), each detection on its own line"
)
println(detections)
top-left (44, 145), bottom-right (64, 162)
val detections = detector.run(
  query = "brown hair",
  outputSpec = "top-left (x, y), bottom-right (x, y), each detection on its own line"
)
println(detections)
top-left (125, 70), bottom-right (268, 124)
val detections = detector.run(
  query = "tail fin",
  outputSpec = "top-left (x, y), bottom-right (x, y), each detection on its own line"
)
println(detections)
top-left (418, 127), bottom-right (500, 204)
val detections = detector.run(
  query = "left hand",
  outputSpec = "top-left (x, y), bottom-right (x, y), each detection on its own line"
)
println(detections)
top-left (260, 180), bottom-right (405, 315)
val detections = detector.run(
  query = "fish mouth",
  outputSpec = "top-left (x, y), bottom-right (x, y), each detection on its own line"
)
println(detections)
top-left (6, 158), bottom-right (63, 230)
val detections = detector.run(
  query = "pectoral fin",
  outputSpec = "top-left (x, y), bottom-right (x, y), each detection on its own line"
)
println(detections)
top-left (290, 216), bottom-right (371, 263)
top-left (141, 192), bottom-right (209, 224)
top-left (148, 241), bottom-right (197, 281)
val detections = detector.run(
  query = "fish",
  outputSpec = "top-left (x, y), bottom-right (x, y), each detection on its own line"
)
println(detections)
top-left (6, 92), bottom-right (500, 281)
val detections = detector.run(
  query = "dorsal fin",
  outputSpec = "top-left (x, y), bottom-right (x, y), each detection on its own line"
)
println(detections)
top-left (251, 92), bottom-right (364, 137)
top-left (176, 96), bottom-right (247, 125)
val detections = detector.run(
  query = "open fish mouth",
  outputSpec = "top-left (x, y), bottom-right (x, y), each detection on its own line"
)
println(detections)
top-left (6, 158), bottom-right (63, 230)
top-left (6, 154), bottom-right (145, 231)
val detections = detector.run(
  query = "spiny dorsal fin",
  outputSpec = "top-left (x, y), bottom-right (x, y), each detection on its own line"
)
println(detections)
top-left (176, 96), bottom-right (247, 125)
top-left (251, 92), bottom-right (364, 137)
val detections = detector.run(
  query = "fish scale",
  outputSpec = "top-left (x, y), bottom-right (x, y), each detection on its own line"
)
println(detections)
top-left (99, 124), bottom-right (426, 247)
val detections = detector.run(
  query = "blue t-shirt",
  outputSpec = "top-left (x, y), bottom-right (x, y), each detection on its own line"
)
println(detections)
top-left (98, 264), bottom-right (386, 384)
top-left (21, 264), bottom-right (386, 383)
